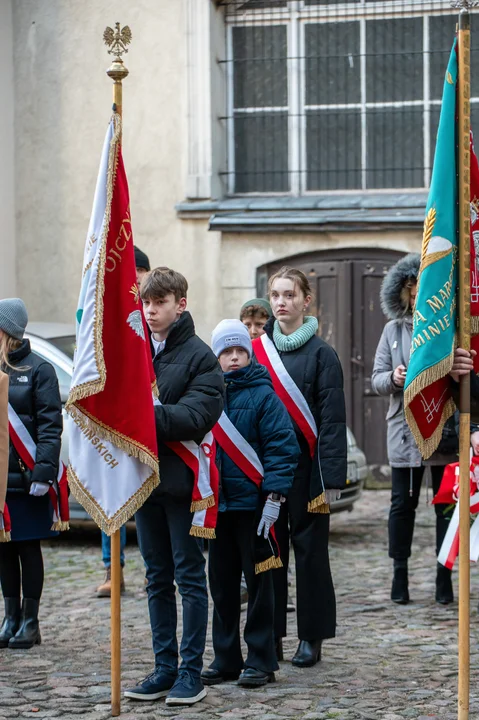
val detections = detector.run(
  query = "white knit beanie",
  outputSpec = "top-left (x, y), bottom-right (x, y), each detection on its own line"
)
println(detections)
top-left (211, 319), bottom-right (252, 358)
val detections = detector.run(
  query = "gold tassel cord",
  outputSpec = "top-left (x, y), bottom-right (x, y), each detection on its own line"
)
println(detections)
top-left (189, 526), bottom-right (216, 539)
top-left (307, 492), bottom-right (330, 514)
top-left (255, 556), bottom-right (283, 575)
top-left (0, 530), bottom-right (11, 543)
top-left (68, 466), bottom-right (159, 535)
top-left (190, 495), bottom-right (215, 513)
top-left (51, 521), bottom-right (70, 532)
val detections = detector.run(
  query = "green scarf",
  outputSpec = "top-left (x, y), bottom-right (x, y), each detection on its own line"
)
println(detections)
top-left (273, 315), bottom-right (319, 352)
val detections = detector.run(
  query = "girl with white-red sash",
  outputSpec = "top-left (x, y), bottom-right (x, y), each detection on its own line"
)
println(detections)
top-left (0, 299), bottom-right (63, 650)
top-left (253, 267), bottom-right (347, 668)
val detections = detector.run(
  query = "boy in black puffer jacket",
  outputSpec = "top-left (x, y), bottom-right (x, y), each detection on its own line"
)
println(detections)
top-left (125, 268), bottom-right (224, 708)
top-left (201, 320), bottom-right (299, 689)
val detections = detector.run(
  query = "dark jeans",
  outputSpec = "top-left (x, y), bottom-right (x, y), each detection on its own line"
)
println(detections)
top-left (101, 526), bottom-right (127, 568)
top-left (135, 494), bottom-right (208, 678)
top-left (388, 465), bottom-right (452, 561)
top-left (273, 473), bottom-right (336, 642)
top-left (208, 511), bottom-right (278, 674)
top-left (0, 539), bottom-right (44, 600)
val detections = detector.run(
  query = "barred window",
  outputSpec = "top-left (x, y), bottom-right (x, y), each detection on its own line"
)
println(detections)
top-left (219, 0), bottom-right (479, 195)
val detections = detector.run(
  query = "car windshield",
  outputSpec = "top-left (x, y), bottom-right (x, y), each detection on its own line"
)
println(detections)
top-left (48, 335), bottom-right (76, 360)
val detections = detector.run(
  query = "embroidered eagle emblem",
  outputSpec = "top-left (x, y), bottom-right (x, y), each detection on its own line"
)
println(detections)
top-left (127, 310), bottom-right (145, 341)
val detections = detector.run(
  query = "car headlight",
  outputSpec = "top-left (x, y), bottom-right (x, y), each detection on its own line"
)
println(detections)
top-left (347, 461), bottom-right (358, 484)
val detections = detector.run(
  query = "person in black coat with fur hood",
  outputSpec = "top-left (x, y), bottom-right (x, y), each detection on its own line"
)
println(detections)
top-left (0, 298), bottom-right (63, 650)
top-left (253, 266), bottom-right (347, 669)
top-left (372, 254), bottom-right (457, 606)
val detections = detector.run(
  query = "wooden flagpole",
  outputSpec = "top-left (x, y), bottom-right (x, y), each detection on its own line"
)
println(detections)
top-left (457, 5), bottom-right (471, 719)
top-left (104, 22), bottom-right (131, 718)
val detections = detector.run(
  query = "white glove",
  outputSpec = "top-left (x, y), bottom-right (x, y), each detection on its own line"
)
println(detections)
top-left (257, 495), bottom-right (281, 539)
top-left (29, 482), bottom-right (50, 497)
top-left (325, 489), bottom-right (341, 505)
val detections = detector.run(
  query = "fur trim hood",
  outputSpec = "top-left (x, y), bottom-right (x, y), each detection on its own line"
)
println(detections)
top-left (380, 253), bottom-right (420, 320)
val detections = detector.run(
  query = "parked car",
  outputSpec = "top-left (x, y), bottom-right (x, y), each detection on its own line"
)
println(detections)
top-left (25, 322), bottom-right (368, 520)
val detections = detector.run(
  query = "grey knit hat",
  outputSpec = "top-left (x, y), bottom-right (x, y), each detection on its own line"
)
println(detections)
top-left (0, 298), bottom-right (28, 340)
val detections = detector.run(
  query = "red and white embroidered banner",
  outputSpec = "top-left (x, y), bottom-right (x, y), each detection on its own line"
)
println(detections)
top-left (212, 411), bottom-right (264, 486)
top-left (8, 403), bottom-right (69, 531)
top-left (253, 334), bottom-right (318, 457)
top-left (66, 114), bottom-right (159, 534)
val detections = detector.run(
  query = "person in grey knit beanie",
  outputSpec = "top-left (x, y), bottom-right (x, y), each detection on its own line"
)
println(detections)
top-left (0, 299), bottom-right (28, 341)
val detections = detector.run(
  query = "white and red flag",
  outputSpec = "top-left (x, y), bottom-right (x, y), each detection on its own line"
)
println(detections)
top-left (66, 114), bottom-right (159, 534)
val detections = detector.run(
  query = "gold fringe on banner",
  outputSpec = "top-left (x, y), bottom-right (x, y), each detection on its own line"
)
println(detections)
top-left (404, 347), bottom-right (456, 459)
top-left (0, 530), bottom-right (11, 542)
top-left (190, 526), bottom-right (216, 539)
top-left (190, 495), bottom-right (215, 513)
top-left (472, 316), bottom-right (479, 334)
top-left (307, 492), bottom-right (330, 514)
top-left (68, 466), bottom-right (159, 535)
top-left (66, 113), bottom-right (122, 409)
top-left (255, 556), bottom-right (283, 575)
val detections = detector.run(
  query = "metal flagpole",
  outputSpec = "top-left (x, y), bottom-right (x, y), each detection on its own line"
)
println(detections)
top-left (454, 2), bottom-right (474, 718)
top-left (103, 22), bottom-right (131, 717)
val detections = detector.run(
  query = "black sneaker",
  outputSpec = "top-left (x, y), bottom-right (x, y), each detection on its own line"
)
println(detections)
top-left (124, 669), bottom-right (177, 701)
top-left (165, 671), bottom-right (207, 706)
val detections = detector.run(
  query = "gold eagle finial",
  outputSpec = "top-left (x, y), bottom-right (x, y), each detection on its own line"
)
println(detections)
top-left (103, 22), bottom-right (132, 59)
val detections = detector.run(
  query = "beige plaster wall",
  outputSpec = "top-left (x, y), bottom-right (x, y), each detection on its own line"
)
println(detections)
top-left (11, 0), bottom-right (424, 344)
top-left (0, 0), bottom-right (15, 297)
top-left (12, 0), bottom-right (224, 339)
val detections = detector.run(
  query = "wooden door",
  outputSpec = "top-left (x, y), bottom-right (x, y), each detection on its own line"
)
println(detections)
top-left (257, 248), bottom-right (404, 476)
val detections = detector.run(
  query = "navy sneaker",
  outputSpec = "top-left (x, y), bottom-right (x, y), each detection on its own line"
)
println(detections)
top-left (165, 670), bottom-right (207, 706)
top-left (124, 669), bottom-right (177, 701)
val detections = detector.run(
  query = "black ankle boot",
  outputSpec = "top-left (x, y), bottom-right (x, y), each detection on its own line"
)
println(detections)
top-left (391, 562), bottom-right (409, 604)
top-left (436, 564), bottom-right (454, 605)
top-left (0, 598), bottom-right (21, 648)
top-left (9, 599), bottom-right (41, 649)
top-left (291, 640), bottom-right (322, 668)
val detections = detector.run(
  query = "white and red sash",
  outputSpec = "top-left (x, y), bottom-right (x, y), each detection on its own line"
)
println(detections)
top-left (253, 334), bottom-right (318, 458)
top-left (212, 412), bottom-right (263, 487)
top-left (212, 411), bottom-right (282, 573)
top-left (437, 463), bottom-right (479, 569)
top-left (8, 403), bottom-right (69, 531)
top-left (165, 433), bottom-right (219, 539)
top-left (153, 397), bottom-right (219, 537)
top-left (0, 502), bottom-right (11, 541)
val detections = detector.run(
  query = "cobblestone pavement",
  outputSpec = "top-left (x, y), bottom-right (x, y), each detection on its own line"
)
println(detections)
top-left (1, 489), bottom-right (479, 720)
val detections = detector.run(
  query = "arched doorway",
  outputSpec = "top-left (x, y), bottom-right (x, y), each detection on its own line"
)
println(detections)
top-left (257, 248), bottom-right (406, 478)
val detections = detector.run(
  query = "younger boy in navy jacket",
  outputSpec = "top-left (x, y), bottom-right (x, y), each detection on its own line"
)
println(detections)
top-left (202, 320), bottom-right (299, 688)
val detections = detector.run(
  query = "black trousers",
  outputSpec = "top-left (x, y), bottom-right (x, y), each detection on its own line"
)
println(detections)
top-left (208, 510), bottom-right (278, 674)
top-left (0, 540), bottom-right (44, 600)
top-left (273, 473), bottom-right (336, 642)
top-left (388, 465), bottom-right (452, 561)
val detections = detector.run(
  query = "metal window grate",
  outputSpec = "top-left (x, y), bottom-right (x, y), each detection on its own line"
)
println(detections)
top-left (217, 0), bottom-right (479, 195)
